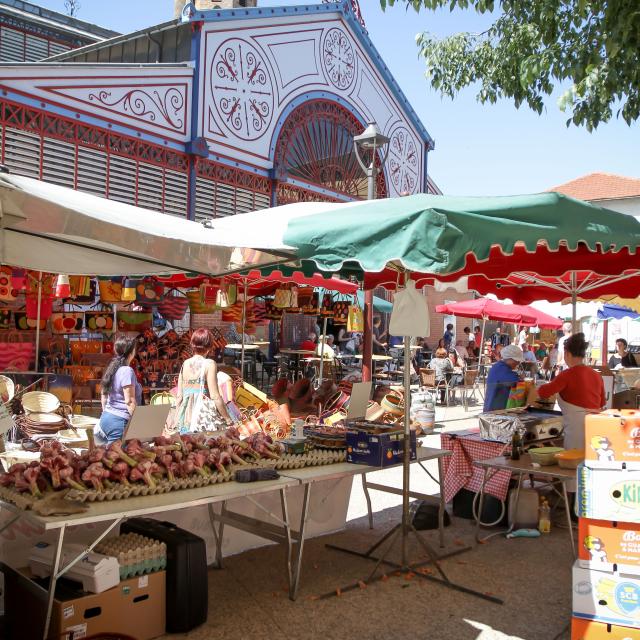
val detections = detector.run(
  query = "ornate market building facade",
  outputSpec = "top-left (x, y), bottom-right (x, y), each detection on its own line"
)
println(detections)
top-left (0, 0), bottom-right (438, 224)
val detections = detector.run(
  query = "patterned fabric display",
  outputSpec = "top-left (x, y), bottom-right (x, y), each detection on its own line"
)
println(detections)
top-left (51, 313), bottom-right (84, 334)
top-left (0, 309), bottom-right (12, 330)
top-left (333, 301), bottom-right (349, 325)
top-left (158, 292), bottom-right (189, 321)
top-left (98, 277), bottom-right (123, 303)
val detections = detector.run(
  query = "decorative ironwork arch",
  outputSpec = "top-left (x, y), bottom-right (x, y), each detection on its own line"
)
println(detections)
top-left (273, 99), bottom-right (387, 202)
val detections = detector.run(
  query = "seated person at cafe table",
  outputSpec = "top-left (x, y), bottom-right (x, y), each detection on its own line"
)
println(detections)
top-left (534, 333), bottom-right (606, 451)
top-left (483, 344), bottom-right (524, 412)
top-left (608, 338), bottom-right (638, 369)
top-left (315, 334), bottom-right (336, 360)
top-left (429, 347), bottom-right (455, 403)
top-left (522, 343), bottom-right (537, 363)
top-left (299, 332), bottom-right (317, 352)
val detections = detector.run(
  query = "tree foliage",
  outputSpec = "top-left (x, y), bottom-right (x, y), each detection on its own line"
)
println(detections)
top-left (380, 0), bottom-right (640, 130)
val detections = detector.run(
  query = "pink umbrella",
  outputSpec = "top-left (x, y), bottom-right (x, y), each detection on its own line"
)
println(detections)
top-left (436, 297), bottom-right (537, 358)
top-left (435, 298), bottom-right (537, 324)
top-left (508, 304), bottom-right (562, 329)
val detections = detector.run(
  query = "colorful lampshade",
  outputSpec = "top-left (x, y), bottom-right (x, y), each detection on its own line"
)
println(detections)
top-left (11, 268), bottom-right (27, 291)
top-left (121, 278), bottom-right (138, 301)
top-left (54, 274), bottom-right (71, 299)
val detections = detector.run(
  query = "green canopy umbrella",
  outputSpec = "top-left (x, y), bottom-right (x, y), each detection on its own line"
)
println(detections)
top-left (356, 290), bottom-right (392, 313)
top-left (217, 193), bottom-right (640, 279)
top-left (212, 192), bottom-right (640, 592)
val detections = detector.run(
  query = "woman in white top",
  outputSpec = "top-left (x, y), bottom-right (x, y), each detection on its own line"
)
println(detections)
top-left (175, 328), bottom-right (232, 433)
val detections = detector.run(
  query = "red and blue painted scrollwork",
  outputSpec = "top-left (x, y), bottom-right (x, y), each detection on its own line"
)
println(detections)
top-left (211, 38), bottom-right (274, 141)
top-left (87, 88), bottom-right (185, 130)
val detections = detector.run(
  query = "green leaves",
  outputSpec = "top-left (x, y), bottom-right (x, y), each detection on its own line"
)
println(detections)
top-left (382, 0), bottom-right (640, 129)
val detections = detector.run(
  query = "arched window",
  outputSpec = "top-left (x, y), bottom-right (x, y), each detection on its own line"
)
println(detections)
top-left (273, 99), bottom-right (386, 203)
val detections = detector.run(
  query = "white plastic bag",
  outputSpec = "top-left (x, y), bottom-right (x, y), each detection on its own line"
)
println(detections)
top-left (389, 280), bottom-right (429, 337)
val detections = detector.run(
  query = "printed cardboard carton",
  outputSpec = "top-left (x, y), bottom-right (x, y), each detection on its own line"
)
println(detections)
top-left (578, 518), bottom-right (640, 575)
top-left (577, 464), bottom-right (640, 524)
top-left (585, 411), bottom-right (640, 470)
top-left (573, 563), bottom-right (640, 628)
top-left (571, 616), bottom-right (640, 639)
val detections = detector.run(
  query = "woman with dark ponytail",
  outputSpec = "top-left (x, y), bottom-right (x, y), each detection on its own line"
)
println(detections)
top-left (96, 335), bottom-right (141, 443)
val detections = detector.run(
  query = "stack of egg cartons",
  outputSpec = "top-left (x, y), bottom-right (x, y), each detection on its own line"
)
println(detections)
top-left (572, 409), bottom-right (640, 639)
top-left (96, 532), bottom-right (167, 580)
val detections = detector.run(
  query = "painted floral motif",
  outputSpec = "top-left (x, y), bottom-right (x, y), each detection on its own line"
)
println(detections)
top-left (211, 38), bottom-right (274, 141)
top-left (88, 87), bottom-right (185, 130)
top-left (388, 126), bottom-right (419, 194)
top-left (322, 28), bottom-right (356, 91)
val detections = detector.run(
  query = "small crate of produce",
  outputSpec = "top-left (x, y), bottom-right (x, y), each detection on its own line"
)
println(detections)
top-left (346, 422), bottom-right (416, 467)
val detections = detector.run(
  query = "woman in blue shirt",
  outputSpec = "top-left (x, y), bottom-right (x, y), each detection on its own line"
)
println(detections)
top-left (483, 344), bottom-right (524, 412)
top-left (97, 335), bottom-right (141, 442)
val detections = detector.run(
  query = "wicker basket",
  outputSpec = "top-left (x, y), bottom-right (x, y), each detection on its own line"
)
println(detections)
top-left (21, 391), bottom-right (60, 414)
top-left (0, 374), bottom-right (15, 403)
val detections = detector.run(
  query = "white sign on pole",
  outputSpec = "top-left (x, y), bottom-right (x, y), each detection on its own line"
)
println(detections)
top-left (0, 403), bottom-right (13, 436)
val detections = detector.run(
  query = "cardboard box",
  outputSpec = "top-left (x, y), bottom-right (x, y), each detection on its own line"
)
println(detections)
top-left (578, 519), bottom-right (640, 575)
top-left (2, 564), bottom-right (166, 640)
top-left (346, 429), bottom-right (416, 467)
top-left (573, 563), bottom-right (640, 628)
top-left (577, 464), bottom-right (640, 524)
top-left (585, 411), bottom-right (640, 470)
top-left (571, 616), bottom-right (640, 639)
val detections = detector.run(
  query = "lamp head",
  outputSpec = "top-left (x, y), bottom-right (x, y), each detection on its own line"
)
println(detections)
top-left (354, 122), bottom-right (389, 151)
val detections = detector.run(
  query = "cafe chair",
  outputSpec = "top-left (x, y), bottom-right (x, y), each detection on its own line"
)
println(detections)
top-left (459, 368), bottom-right (482, 411)
top-left (419, 368), bottom-right (451, 405)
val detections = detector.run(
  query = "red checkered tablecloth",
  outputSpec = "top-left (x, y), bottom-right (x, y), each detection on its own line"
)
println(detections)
top-left (440, 430), bottom-right (512, 503)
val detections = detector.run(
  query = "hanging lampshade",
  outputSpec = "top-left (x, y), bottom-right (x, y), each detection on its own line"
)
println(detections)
top-left (11, 268), bottom-right (27, 291)
top-left (54, 274), bottom-right (71, 299)
top-left (121, 278), bottom-right (138, 302)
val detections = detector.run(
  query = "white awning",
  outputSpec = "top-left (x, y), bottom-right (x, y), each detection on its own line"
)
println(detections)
top-left (0, 172), bottom-right (292, 276)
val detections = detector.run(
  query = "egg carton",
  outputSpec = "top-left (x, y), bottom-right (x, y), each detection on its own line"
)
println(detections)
top-left (65, 469), bottom-right (234, 503)
top-left (254, 449), bottom-right (346, 470)
top-left (0, 485), bottom-right (38, 510)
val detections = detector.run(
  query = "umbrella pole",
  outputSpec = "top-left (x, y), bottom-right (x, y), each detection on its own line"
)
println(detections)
top-left (240, 279), bottom-right (247, 377)
top-left (363, 289), bottom-right (374, 382)
top-left (402, 333), bottom-right (411, 566)
top-left (602, 319), bottom-right (608, 367)
top-left (318, 314), bottom-right (328, 385)
top-left (479, 317), bottom-right (487, 364)
top-left (321, 280), bottom-right (499, 605)
top-left (34, 272), bottom-right (42, 373)
top-left (571, 272), bottom-right (578, 331)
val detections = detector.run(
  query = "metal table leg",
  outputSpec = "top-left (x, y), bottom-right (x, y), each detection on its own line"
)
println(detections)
top-left (280, 487), bottom-right (294, 591)
top-left (208, 503), bottom-right (223, 569)
top-left (289, 483), bottom-right (311, 601)
top-left (43, 524), bottom-right (66, 640)
top-left (437, 456), bottom-right (446, 548)
top-left (561, 480), bottom-right (577, 558)
top-left (362, 473), bottom-right (374, 530)
top-left (474, 467), bottom-right (489, 543)
top-left (215, 500), bottom-right (227, 569)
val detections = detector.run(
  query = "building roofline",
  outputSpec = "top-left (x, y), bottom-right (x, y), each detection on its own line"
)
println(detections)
top-left (0, 0), bottom-right (119, 40)
top-left (184, 0), bottom-right (434, 147)
top-left (0, 61), bottom-right (193, 69)
top-left (57, 1), bottom-right (435, 147)
top-left (46, 19), bottom-right (179, 61)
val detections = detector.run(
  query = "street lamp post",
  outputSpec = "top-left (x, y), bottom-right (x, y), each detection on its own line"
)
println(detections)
top-left (354, 122), bottom-right (390, 382)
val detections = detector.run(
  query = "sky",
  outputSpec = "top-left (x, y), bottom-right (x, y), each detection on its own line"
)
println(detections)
top-left (33, 0), bottom-right (640, 196)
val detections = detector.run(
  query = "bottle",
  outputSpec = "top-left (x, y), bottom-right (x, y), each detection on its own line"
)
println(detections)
top-left (511, 431), bottom-right (521, 460)
top-left (538, 498), bottom-right (551, 534)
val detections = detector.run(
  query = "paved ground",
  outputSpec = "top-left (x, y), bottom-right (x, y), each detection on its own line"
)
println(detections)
top-left (160, 399), bottom-right (575, 640)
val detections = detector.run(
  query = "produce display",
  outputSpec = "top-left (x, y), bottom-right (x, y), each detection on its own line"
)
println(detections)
top-left (0, 427), bottom-right (346, 509)
top-left (0, 428), bottom-right (282, 505)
